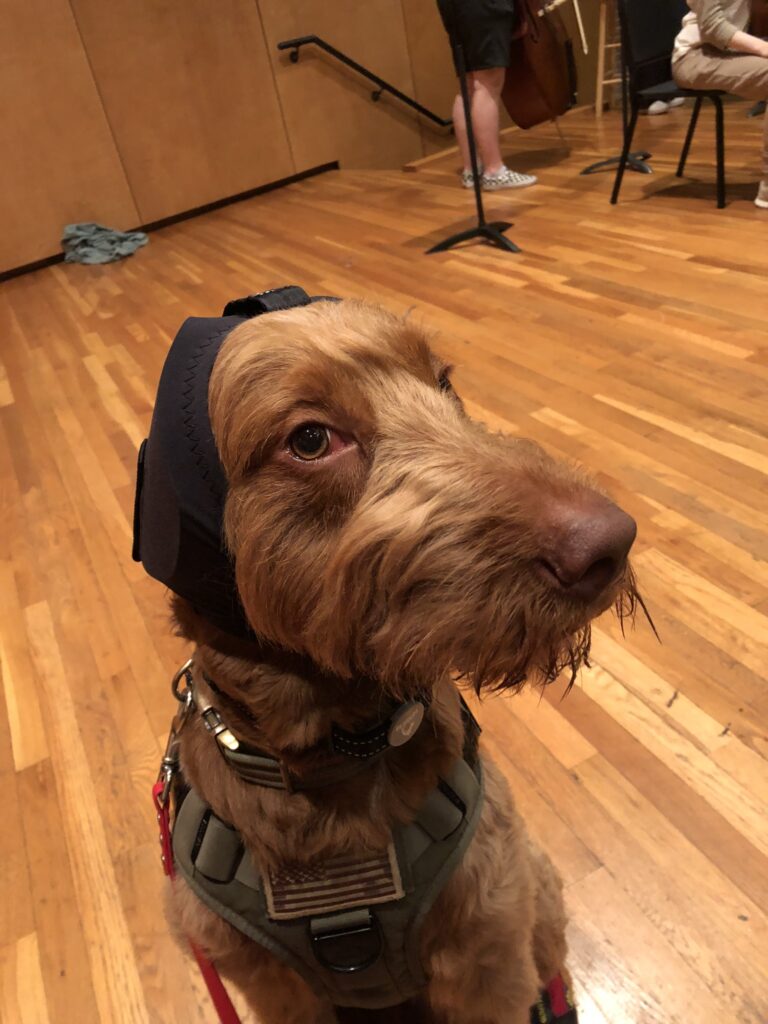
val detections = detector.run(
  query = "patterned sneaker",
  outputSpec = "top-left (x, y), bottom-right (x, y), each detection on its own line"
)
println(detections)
top-left (755, 180), bottom-right (768, 209)
top-left (460, 167), bottom-right (483, 188)
top-left (481, 166), bottom-right (538, 191)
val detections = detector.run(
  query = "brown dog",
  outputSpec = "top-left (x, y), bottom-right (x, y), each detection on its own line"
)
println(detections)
top-left (165, 298), bottom-right (637, 1024)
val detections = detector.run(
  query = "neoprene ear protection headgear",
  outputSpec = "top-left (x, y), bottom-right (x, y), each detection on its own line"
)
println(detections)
top-left (132, 286), bottom-right (339, 639)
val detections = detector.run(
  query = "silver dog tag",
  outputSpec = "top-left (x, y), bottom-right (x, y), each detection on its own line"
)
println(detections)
top-left (387, 701), bottom-right (424, 747)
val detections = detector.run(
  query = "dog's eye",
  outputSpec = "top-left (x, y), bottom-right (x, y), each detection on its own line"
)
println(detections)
top-left (288, 424), bottom-right (331, 461)
top-left (438, 370), bottom-right (453, 393)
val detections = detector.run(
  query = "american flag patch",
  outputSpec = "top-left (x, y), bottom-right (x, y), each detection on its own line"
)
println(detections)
top-left (263, 844), bottom-right (404, 921)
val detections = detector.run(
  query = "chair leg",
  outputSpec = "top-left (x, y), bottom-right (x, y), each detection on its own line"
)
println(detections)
top-left (611, 101), bottom-right (641, 205)
top-left (712, 95), bottom-right (726, 208)
top-left (677, 95), bottom-right (703, 177)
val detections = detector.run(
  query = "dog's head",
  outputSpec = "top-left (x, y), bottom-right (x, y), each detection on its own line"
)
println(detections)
top-left (207, 299), bottom-right (638, 696)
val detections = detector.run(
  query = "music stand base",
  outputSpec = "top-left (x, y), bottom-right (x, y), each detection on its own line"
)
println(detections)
top-left (427, 220), bottom-right (520, 254)
top-left (580, 152), bottom-right (653, 176)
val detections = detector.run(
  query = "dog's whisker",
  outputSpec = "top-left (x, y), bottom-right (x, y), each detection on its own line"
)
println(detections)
top-left (635, 591), bottom-right (660, 642)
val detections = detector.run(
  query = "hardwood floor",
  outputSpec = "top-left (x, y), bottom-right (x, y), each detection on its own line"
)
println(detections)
top-left (0, 104), bottom-right (766, 1023)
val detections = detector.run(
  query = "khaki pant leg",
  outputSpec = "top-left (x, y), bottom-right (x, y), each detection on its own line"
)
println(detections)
top-left (673, 48), bottom-right (768, 175)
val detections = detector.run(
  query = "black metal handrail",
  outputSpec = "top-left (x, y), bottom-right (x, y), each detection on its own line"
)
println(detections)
top-left (277, 36), bottom-right (452, 129)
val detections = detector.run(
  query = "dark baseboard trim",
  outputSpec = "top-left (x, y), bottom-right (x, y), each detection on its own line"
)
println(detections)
top-left (0, 251), bottom-right (64, 282)
top-left (138, 161), bottom-right (339, 234)
top-left (0, 161), bottom-right (339, 284)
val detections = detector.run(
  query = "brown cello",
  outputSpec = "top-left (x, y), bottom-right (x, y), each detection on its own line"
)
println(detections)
top-left (501, 0), bottom-right (585, 130)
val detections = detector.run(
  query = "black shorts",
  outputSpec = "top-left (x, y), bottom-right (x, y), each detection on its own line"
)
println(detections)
top-left (437, 0), bottom-right (516, 73)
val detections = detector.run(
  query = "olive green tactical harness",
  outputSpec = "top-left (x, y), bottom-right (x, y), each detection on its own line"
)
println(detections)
top-left (167, 668), bottom-right (484, 1010)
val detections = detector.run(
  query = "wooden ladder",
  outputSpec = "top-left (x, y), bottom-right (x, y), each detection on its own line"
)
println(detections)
top-left (594, 0), bottom-right (621, 118)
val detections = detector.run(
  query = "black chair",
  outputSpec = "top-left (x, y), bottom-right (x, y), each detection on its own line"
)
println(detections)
top-left (611, 0), bottom-right (727, 208)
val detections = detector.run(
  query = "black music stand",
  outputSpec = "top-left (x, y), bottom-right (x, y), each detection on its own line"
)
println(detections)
top-left (580, 21), bottom-right (652, 177)
top-left (428, 1), bottom-right (520, 254)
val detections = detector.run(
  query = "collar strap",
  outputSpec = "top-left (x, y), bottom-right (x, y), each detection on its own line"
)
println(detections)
top-left (179, 667), bottom-right (433, 793)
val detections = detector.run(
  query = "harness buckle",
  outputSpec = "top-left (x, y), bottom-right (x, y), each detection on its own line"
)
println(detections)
top-left (200, 705), bottom-right (241, 752)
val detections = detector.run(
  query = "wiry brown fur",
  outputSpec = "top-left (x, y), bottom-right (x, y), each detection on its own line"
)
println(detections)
top-left (166, 300), bottom-right (638, 1023)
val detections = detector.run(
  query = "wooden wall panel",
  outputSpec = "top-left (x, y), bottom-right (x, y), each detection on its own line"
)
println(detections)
top-left (0, 0), bottom-right (139, 275)
top-left (400, 0), bottom-right (457, 148)
top-left (68, 0), bottom-right (295, 224)
top-left (260, 0), bottom-right (429, 172)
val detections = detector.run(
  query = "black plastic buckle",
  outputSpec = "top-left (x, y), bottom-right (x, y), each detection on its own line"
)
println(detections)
top-left (311, 909), bottom-right (382, 974)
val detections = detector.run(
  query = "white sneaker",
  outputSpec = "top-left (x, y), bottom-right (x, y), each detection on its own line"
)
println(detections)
top-left (481, 166), bottom-right (538, 190)
top-left (755, 181), bottom-right (768, 209)
top-left (460, 167), bottom-right (483, 188)
top-left (644, 98), bottom-right (686, 115)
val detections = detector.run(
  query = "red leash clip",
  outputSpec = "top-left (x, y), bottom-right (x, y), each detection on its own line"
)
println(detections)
top-left (152, 777), bottom-right (176, 880)
top-left (153, 723), bottom-right (179, 878)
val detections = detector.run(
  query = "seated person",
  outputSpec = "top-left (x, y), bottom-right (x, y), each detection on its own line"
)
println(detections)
top-left (672, 0), bottom-right (768, 208)
top-left (436, 0), bottom-right (537, 191)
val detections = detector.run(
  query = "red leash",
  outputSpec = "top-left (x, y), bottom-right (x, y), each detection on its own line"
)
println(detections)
top-left (152, 780), bottom-right (242, 1024)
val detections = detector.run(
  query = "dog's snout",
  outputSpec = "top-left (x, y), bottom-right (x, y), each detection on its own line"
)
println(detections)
top-left (536, 499), bottom-right (637, 603)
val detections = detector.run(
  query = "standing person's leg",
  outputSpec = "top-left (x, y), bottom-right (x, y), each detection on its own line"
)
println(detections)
top-left (452, 71), bottom-right (535, 190)
top-left (438, 0), bottom-right (536, 190)
top-left (451, 67), bottom-right (508, 173)
top-left (451, 76), bottom-right (475, 175)
top-left (469, 68), bottom-right (506, 174)
top-left (470, 67), bottom-right (537, 189)
top-left (438, 0), bottom-right (480, 182)
top-left (673, 47), bottom-right (768, 205)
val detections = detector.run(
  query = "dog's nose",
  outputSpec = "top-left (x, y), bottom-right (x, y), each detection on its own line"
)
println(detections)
top-left (536, 499), bottom-right (636, 603)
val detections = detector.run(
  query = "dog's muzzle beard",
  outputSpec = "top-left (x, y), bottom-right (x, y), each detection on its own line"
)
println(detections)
top-left (232, 487), bottom-right (639, 701)
top-left (310, 570), bottom-right (635, 699)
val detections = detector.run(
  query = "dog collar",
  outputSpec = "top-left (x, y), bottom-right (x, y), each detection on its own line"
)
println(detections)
top-left (173, 661), bottom-right (431, 792)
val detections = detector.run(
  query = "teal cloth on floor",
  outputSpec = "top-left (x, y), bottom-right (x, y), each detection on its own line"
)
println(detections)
top-left (61, 222), bottom-right (148, 264)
